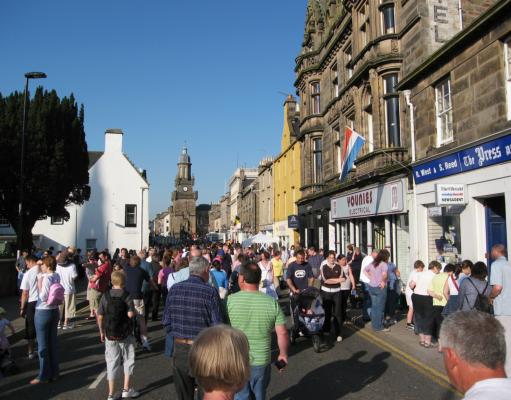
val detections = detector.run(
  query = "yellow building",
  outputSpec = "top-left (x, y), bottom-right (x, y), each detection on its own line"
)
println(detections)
top-left (273, 95), bottom-right (301, 248)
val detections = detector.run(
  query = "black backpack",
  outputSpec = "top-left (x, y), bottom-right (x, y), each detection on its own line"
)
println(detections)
top-left (466, 278), bottom-right (493, 314)
top-left (104, 291), bottom-right (132, 340)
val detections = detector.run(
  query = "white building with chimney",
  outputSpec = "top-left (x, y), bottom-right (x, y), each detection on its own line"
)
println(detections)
top-left (32, 129), bottom-right (150, 252)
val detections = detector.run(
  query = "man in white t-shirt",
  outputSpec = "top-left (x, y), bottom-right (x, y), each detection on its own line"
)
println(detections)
top-left (19, 255), bottom-right (40, 359)
top-left (360, 251), bottom-right (377, 321)
top-left (440, 311), bottom-right (511, 400)
top-left (56, 251), bottom-right (78, 329)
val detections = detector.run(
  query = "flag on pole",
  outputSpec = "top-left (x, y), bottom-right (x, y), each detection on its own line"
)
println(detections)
top-left (339, 126), bottom-right (366, 181)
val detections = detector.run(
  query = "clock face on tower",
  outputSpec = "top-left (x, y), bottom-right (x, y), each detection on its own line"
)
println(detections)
top-left (183, 186), bottom-right (188, 192)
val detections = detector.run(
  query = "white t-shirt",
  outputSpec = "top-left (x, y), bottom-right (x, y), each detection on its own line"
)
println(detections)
top-left (360, 255), bottom-right (374, 284)
top-left (56, 262), bottom-right (78, 294)
top-left (36, 272), bottom-right (61, 310)
top-left (406, 269), bottom-right (420, 296)
top-left (414, 270), bottom-right (436, 296)
top-left (463, 378), bottom-right (511, 400)
top-left (20, 265), bottom-right (40, 302)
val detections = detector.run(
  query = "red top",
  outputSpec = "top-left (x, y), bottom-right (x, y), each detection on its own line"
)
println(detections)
top-left (91, 261), bottom-right (111, 292)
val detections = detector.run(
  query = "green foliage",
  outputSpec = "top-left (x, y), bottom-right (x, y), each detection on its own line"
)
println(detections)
top-left (0, 87), bottom-right (90, 248)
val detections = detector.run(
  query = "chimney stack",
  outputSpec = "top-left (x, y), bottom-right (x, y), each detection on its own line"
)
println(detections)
top-left (104, 128), bottom-right (124, 153)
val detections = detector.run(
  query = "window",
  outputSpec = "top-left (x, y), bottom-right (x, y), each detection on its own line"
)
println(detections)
top-left (364, 91), bottom-right (374, 152)
top-left (51, 216), bottom-right (64, 225)
top-left (345, 45), bottom-right (353, 79)
top-left (333, 125), bottom-right (342, 174)
top-left (383, 74), bottom-right (401, 147)
top-left (435, 78), bottom-right (453, 146)
top-left (313, 137), bottom-right (323, 184)
top-left (359, 3), bottom-right (370, 48)
top-left (331, 63), bottom-right (339, 98)
top-left (505, 39), bottom-right (511, 120)
top-left (311, 82), bottom-right (321, 114)
top-left (381, 4), bottom-right (396, 34)
top-left (125, 204), bottom-right (137, 227)
top-left (0, 215), bottom-right (9, 226)
top-left (86, 239), bottom-right (97, 252)
top-left (427, 205), bottom-right (462, 264)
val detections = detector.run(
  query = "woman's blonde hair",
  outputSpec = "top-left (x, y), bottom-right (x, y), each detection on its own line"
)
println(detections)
top-left (189, 325), bottom-right (250, 393)
top-left (111, 270), bottom-right (125, 287)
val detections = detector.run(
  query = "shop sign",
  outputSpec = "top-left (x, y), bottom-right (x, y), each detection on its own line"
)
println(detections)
top-left (288, 215), bottom-right (300, 229)
top-left (331, 179), bottom-right (406, 219)
top-left (413, 134), bottom-right (511, 184)
top-left (435, 184), bottom-right (466, 206)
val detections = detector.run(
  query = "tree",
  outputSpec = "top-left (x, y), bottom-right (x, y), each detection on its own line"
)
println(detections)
top-left (0, 87), bottom-right (90, 250)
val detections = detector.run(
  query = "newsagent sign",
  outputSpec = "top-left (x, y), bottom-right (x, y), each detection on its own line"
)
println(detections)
top-left (331, 179), bottom-right (406, 219)
top-left (435, 184), bottom-right (467, 206)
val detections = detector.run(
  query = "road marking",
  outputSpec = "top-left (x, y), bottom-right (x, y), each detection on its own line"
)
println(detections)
top-left (89, 370), bottom-right (107, 389)
top-left (351, 326), bottom-right (461, 396)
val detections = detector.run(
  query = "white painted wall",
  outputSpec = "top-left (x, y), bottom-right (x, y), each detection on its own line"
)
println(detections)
top-left (33, 131), bottom-right (150, 252)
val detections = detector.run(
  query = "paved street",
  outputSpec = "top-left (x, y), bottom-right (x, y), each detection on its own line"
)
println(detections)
top-left (1, 303), bottom-right (460, 400)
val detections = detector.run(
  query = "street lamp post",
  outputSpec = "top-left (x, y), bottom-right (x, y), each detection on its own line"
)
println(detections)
top-left (18, 72), bottom-right (47, 255)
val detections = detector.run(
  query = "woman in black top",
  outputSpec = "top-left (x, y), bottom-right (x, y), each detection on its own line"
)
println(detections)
top-left (320, 250), bottom-right (345, 343)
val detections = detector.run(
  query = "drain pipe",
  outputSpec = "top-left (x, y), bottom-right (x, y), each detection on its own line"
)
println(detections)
top-left (404, 90), bottom-right (419, 263)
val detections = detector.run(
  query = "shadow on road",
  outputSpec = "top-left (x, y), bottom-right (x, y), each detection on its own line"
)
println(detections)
top-left (271, 350), bottom-right (390, 400)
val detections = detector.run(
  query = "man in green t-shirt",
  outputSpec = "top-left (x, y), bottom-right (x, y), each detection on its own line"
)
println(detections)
top-left (227, 262), bottom-right (289, 400)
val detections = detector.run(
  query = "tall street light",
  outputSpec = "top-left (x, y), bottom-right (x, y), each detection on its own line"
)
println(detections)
top-left (18, 72), bottom-right (47, 255)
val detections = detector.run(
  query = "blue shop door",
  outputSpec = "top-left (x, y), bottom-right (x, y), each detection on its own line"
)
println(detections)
top-left (485, 196), bottom-right (507, 273)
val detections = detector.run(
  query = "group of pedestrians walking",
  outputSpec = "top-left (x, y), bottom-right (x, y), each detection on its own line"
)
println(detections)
top-left (5, 239), bottom-right (511, 400)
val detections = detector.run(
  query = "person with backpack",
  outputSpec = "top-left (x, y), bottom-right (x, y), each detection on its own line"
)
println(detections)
top-left (458, 261), bottom-right (492, 313)
top-left (97, 270), bottom-right (139, 400)
top-left (32, 256), bottom-right (63, 384)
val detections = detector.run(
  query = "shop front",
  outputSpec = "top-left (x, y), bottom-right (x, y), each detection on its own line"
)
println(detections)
top-left (298, 196), bottom-right (331, 251)
top-left (330, 178), bottom-right (410, 270)
top-left (412, 132), bottom-right (511, 265)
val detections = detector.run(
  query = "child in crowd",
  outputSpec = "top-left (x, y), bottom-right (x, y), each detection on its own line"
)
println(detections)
top-left (97, 271), bottom-right (139, 400)
top-left (0, 307), bottom-right (15, 354)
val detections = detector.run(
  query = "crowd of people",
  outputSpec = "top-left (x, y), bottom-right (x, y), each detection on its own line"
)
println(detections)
top-left (3, 240), bottom-right (511, 399)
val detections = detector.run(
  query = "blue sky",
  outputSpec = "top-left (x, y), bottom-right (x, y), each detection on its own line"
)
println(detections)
top-left (0, 0), bottom-right (307, 218)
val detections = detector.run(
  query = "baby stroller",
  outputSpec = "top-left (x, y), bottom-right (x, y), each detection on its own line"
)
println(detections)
top-left (289, 287), bottom-right (325, 353)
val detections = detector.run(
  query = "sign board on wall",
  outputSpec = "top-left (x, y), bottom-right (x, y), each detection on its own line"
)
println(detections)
top-left (331, 179), bottom-right (406, 220)
top-left (413, 134), bottom-right (511, 184)
top-left (288, 215), bottom-right (300, 229)
top-left (435, 184), bottom-right (466, 206)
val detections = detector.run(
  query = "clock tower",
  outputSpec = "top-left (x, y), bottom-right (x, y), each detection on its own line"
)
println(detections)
top-left (169, 146), bottom-right (198, 238)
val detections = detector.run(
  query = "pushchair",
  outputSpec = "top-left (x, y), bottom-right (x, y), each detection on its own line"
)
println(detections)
top-left (289, 287), bottom-right (325, 353)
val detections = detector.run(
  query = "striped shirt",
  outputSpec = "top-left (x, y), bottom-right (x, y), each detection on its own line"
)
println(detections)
top-left (163, 275), bottom-right (222, 340)
top-left (227, 290), bottom-right (286, 366)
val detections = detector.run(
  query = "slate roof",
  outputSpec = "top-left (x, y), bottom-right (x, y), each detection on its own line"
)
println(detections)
top-left (88, 151), bottom-right (104, 168)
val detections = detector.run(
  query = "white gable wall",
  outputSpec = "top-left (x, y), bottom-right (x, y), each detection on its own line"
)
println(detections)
top-left (33, 131), bottom-right (149, 252)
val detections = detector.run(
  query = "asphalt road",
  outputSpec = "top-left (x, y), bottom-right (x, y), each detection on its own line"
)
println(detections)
top-left (0, 305), bottom-right (460, 400)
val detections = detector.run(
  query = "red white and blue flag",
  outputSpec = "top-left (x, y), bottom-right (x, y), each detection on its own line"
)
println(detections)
top-left (340, 127), bottom-right (366, 181)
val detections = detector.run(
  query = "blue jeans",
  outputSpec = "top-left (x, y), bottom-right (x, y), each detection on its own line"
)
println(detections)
top-left (367, 286), bottom-right (387, 331)
top-left (35, 308), bottom-right (59, 380)
top-left (235, 364), bottom-right (271, 400)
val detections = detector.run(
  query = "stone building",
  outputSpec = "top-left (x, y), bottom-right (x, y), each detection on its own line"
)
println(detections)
top-left (219, 193), bottom-right (230, 232)
top-left (196, 204), bottom-right (211, 238)
top-left (208, 203), bottom-right (221, 232)
top-left (398, 0), bottom-right (511, 264)
top-left (228, 168), bottom-right (258, 242)
top-left (273, 96), bottom-right (302, 248)
top-left (240, 181), bottom-right (258, 236)
top-left (168, 147), bottom-right (197, 239)
top-left (257, 158), bottom-right (274, 235)
top-left (295, 0), bottom-right (411, 266)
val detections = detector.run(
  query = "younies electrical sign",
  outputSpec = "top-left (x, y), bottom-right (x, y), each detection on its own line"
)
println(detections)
top-left (413, 134), bottom-right (511, 184)
top-left (331, 179), bottom-right (406, 219)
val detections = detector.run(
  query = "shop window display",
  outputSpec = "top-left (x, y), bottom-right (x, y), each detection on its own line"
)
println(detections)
top-left (427, 205), bottom-right (463, 264)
